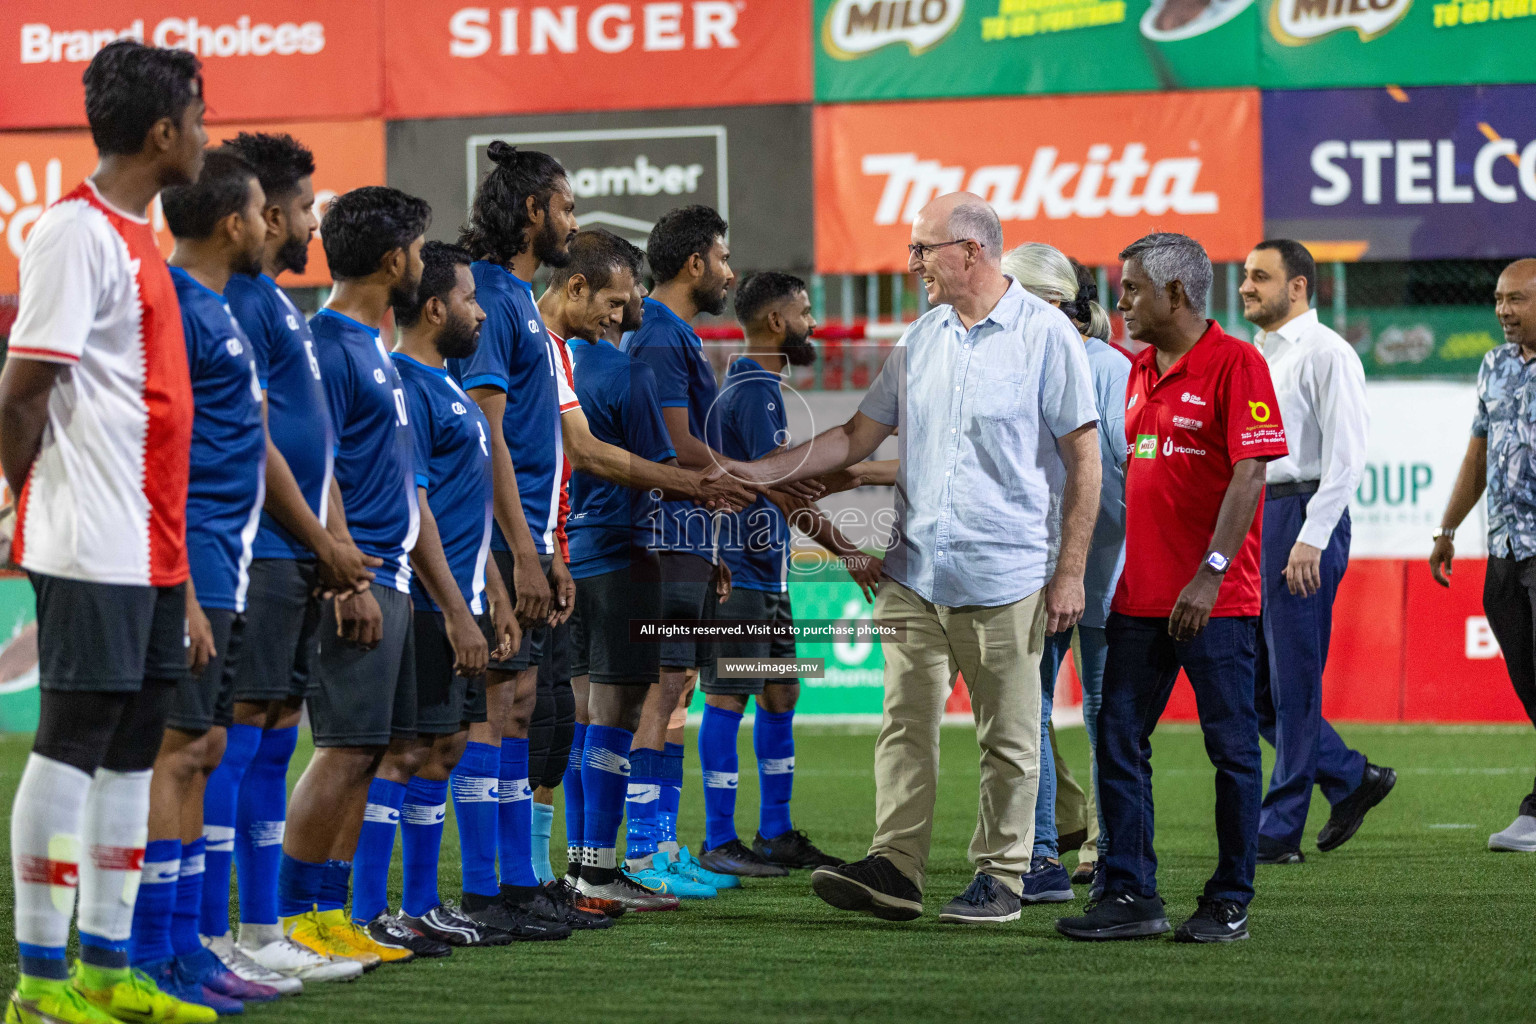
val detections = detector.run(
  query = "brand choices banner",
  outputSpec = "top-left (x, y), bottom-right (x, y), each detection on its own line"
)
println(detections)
top-left (387, 106), bottom-right (815, 274)
top-left (0, 120), bottom-right (385, 292)
top-left (0, 0), bottom-right (383, 128)
top-left (814, 90), bottom-right (1262, 272)
top-left (1263, 85), bottom-right (1536, 262)
top-left (814, 0), bottom-right (1536, 101)
top-left (383, 0), bottom-right (811, 120)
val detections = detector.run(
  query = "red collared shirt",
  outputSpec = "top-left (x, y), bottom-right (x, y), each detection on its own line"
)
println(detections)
top-left (1112, 321), bottom-right (1289, 618)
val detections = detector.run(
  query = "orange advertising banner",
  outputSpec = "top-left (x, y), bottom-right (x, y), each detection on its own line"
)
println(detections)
top-left (0, 119), bottom-right (385, 293)
top-left (0, 1), bottom-right (383, 130)
top-left (383, 0), bottom-right (811, 119)
top-left (813, 91), bottom-right (1264, 273)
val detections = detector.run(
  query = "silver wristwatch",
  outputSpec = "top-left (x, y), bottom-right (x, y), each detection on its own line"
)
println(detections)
top-left (1432, 527), bottom-right (1455, 541)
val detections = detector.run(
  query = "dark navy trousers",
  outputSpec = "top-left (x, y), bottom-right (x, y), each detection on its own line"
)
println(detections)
top-left (1098, 613), bottom-right (1262, 906)
top-left (1255, 495), bottom-right (1366, 848)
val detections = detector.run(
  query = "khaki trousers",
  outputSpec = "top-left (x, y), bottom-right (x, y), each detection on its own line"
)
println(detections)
top-left (868, 580), bottom-right (1047, 894)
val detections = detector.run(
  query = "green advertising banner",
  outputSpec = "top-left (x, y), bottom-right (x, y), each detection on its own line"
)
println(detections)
top-left (813, 0), bottom-right (1536, 100)
top-left (1324, 306), bottom-right (1499, 379)
top-left (0, 576), bottom-right (38, 733)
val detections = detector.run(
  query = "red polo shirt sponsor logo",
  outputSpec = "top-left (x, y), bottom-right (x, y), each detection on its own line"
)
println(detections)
top-left (1113, 321), bottom-right (1289, 619)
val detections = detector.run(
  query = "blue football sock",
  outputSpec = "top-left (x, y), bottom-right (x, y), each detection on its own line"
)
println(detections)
top-left (660, 741), bottom-right (685, 847)
top-left (352, 779), bottom-right (404, 923)
top-left (497, 738), bottom-right (537, 887)
top-left (171, 839), bottom-right (205, 957)
top-left (318, 860), bottom-right (352, 915)
top-left (755, 707), bottom-right (797, 838)
top-left (563, 722), bottom-right (587, 873)
top-left (128, 839), bottom-right (180, 966)
top-left (626, 747), bottom-right (662, 862)
top-left (451, 741), bottom-right (500, 898)
top-left (531, 802), bottom-right (555, 883)
top-left (200, 723), bottom-right (257, 937)
top-left (276, 853), bottom-right (325, 919)
top-left (401, 776), bottom-right (448, 919)
top-left (581, 725), bottom-right (633, 872)
top-left (236, 725), bottom-right (298, 926)
top-left (699, 705), bottom-right (742, 850)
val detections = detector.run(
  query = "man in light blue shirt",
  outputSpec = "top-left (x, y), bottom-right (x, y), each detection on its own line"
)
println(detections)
top-left (723, 193), bottom-right (1101, 925)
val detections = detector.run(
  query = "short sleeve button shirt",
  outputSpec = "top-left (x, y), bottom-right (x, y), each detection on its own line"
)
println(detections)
top-left (1113, 321), bottom-right (1289, 619)
top-left (1471, 344), bottom-right (1536, 560)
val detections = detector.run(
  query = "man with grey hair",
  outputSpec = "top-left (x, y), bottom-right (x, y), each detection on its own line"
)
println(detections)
top-left (1058, 232), bottom-right (1289, 944)
top-left (722, 192), bottom-right (1101, 924)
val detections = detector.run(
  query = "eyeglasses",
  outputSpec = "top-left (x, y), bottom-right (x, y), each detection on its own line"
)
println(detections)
top-left (906, 239), bottom-right (975, 262)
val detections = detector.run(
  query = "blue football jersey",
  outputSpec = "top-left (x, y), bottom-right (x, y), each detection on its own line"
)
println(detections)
top-left (393, 353), bottom-right (494, 614)
top-left (172, 266), bottom-right (267, 612)
top-left (447, 263), bottom-right (561, 555)
top-left (713, 357), bottom-right (789, 592)
top-left (226, 272), bottom-right (334, 561)
top-left (311, 309), bottom-right (420, 592)
top-left (621, 298), bottom-right (723, 561)
top-left (566, 339), bottom-right (676, 579)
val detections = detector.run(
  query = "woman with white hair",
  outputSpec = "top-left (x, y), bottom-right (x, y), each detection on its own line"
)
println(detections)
top-left (999, 243), bottom-right (1130, 902)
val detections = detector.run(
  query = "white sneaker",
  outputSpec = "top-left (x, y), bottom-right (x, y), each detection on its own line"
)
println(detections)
top-left (1489, 814), bottom-right (1536, 852)
top-left (203, 933), bottom-right (303, 996)
top-left (238, 933), bottom-right (364, 983)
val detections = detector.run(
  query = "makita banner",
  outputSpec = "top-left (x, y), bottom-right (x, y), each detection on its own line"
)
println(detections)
top-left (813, 90), bottom-right (1263, 272)
top-left (0, 0), bottom-right (383, 129)
top-left (0, 119), bottom-right (385, 292)
top-left (387, 106), bottom-right (814, 275)
top-left (383, 0), bottom-right (811, 119)
top-left (1263, 85), bottom-right (1536, 261)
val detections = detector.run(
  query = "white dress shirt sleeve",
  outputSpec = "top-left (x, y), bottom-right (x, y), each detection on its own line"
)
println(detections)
top-left (1298, 342), bottom-right (1370, 550)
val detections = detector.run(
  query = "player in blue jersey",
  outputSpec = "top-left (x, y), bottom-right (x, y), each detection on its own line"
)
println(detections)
top-left (448, 142), bottom-right (587, 929)
top-left (210, 132), bottom-right (372, 986)
top-left (128, 148), bottom-right (278, 1019)
top-left (537, 230), bottom-right (752, 907)
top-left (699, 272), bottom-right (880, 876)
top-left (274, 187), bottom-right (431, 969)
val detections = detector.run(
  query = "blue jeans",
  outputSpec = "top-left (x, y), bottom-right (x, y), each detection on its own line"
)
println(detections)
top-left (1256, 498), bottom-right (1366, 848)
top-left (1098, 613), bottom-right (1262, 906)
top-left (1034, 626), bottom-right (1108, 858)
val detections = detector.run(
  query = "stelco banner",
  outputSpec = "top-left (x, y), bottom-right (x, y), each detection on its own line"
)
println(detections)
top-left (387, 106), bottom-right (815, 274)
top-left (0, 119), bottom-right (385, 292)
top-left (383, 0), bottom-right (811, 119)
top-left (0, 0), bottom-right (384, 129)
top-left (813, 0), bottom-right (1536, 101)
top-left (813, 90), bottom-right (1263, 272)
top-left (1263, 85), bottom-right (1536, 261)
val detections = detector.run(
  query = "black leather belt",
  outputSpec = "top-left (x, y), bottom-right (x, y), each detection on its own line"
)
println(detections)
top-left (1266, 480), bottom-right (1320, 500)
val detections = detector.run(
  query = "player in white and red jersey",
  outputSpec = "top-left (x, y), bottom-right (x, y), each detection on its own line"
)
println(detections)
top-left (0, 39), bottom-right (214, 1024)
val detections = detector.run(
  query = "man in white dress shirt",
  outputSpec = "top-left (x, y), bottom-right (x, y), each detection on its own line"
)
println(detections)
top-left (1240, 240), bottom-right (1396, 864)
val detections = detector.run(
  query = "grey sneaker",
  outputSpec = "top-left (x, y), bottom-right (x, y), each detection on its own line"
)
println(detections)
top-left (938, 873), bottom-right (1022, 924)
top-left (1489, 814), bottom-right (1536, 852)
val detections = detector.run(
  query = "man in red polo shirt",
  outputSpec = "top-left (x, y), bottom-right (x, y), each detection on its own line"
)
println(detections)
top-left (1057, 233), bottom-right (1288, 945)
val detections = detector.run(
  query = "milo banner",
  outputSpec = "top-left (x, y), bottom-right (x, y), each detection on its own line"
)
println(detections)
top-left (813, 0), bottom-right (1536, 100)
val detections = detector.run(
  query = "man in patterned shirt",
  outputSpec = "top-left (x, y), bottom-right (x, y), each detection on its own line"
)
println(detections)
top-left (1431, 257), bottom-right (1536, 854)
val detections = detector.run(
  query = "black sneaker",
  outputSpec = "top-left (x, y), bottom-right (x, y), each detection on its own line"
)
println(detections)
top-left (462, 891), bottom-right (571, 941)
top-left (753, 829), bottom-right (846, 870)
top-left (1173, 896), bottom-right (1250, 943)
top-left (1055, 892), bottom-right (1171, 941)
top-left (363, 912), bottom-right (452, 958)
top-left (811, 855), bottom-right (923, 921)
top-left (541, 879), bottom-right (615, 930)
top-left (1088, 859), bottom-right (1105, 902)
top-left (938, 873), bottom-right (1022, 924)
top-left (1316, 762), bottom-right (1396, 852)
top-left (697, 838), bottom-right (790, 877)
top-left (400, 903), bottom-right (513, 947)
top-left (500, 884), bottom-right (566, 923)
top-left (1256, 835), bottom-right (1305, 865)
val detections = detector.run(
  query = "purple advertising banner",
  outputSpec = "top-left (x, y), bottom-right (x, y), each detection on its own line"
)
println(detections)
top-left (1263, 85), bottom-right (1536, 262)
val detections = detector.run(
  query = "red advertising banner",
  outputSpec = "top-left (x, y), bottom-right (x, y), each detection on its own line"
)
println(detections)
top-left (0, 119), bottom-right (385, 292)
top-left (0, 1), bottom-right (383, 130)
top-left (382, 0), bottom-right (811, 119)
top-left (813, 90), bottom-right (1264, 273)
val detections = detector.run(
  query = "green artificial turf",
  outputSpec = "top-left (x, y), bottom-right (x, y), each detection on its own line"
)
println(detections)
top-left (1, 722), bottom-right (1534, 1023)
